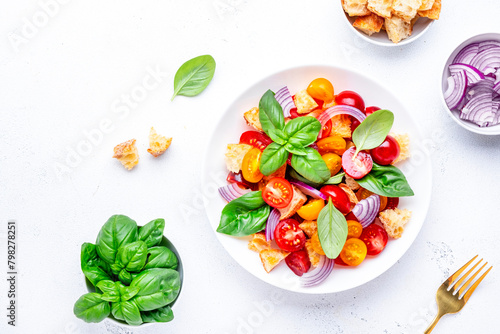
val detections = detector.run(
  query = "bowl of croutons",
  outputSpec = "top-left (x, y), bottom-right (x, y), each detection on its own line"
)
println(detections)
top-left (340, 0), bottom-right (441, 45)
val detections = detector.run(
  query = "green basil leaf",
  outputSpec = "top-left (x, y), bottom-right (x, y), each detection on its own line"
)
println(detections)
top-left (290, 147), bottom-right (330, 184)
top-left (97, 280), bottom-right (120, 302)
top-left (138, 218), bottom-right (165, 248)
top-left (357, 163), bottom-right (414, 197)
top-left (259, 90), bottom-right (285, 135)
top-left (80, 243), bottom-right (112, 287)
top-left (73, 293), bottom-right (110, 323)
top-left (284, 116), bottom-right (321, 147)
top-left (323, 172), bottom-right (346, 185)
top-left (120, 285), bottom-right (140, 302)
top-left (96, 215), bottom-right (138, 264)
top-left (288, 169), bottom-right (322, 188)
top-left (352, 109), bottom-right (394, 155)
top-left (118, 269), bottom-right (133, 286)
top-left (111, 300), bottom-right (143, 326)
top-left (259, 142), bottom-right (288, 176)
top-left (141, 305), bottom-right (174, 323)
top-left (284, 143), bottom-right (308, 156)
top-left (130, 268), bottom-right (181, 311)
top-left (143, 246), bottom-right (178, 270)
top-left (267, 129), bottom-right (288, 145)
top-left (171, 55), bottom-right (216, 100)
top-left (317, 199), bottom-right (348, 259)
top-left (217, 191), bottom-right (270, 237)
top-left (115, 241), bottom-right (148, 272)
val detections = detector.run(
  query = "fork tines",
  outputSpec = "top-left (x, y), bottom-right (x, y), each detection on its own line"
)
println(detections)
top-left (446, 255), bottom-right (493, 302)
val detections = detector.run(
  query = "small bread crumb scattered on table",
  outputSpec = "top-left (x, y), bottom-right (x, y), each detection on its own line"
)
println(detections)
top-left (113, 139), bottom-right (139, 170)
top-left (147, 127), bottom-right (172, 157)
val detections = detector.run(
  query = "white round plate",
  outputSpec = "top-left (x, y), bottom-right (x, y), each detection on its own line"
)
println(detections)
top-left (202, 65), bottom-right (432, 294)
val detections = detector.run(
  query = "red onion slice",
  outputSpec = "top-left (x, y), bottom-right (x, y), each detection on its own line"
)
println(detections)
top-left (494, 81), bottom-right (500, 95)
top-left (317, 105), bottom-right (366, 139)
top-left (492, 102), bottom-right (500, 125)
top-left (479, 40), bottom-right (500, 52)
top-left (444, 70), bottom-right (468, 110)
top-left (289, 180), bottom-right (327, 200)
top-left (352, 195), bottom-right (381, 228)
top-left (300, 256), bottom-right (334, 287)
top-left (265, 208), bottom-right (281, 241)
top-left (470, 47), bottom-right (500, 73)
top-left (453, 43), bottom-right (479, 64)
top-left (449, 63), bottom-right (485, 85)
top-left (218, 183), bottom-right (251, 202)
top-left (275, 86), bottom-right (295, 118)
top-left (460, 93), bottom-right (496, 127)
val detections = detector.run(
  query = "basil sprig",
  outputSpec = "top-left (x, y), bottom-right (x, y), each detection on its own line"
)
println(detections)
top-left (258, 90), bottom-right (330, 183)
top-left (317, 199), bottom-right (348, 259)
top-left (357, 163), bottom-right (414, 197)
top-left (352, 109), bottom-right (394, 156)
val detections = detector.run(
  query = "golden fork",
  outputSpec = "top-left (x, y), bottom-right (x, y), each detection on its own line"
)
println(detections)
top-left (424, 255), bottom-right (492, 333)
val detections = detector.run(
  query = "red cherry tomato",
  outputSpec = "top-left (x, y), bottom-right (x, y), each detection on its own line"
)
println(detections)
top-left (227, 171), bottom-right (256, 190)
top-left (345, 212), bottom-right (358, 221)
top-left (359, 224), bottom-right (388, 256)
top-left (351, 117), bottom-right (361, 133)
top-left (274, 219), bottom-right (306, 252)
top-left (386, 197), bottom-right (400, 210)
top-left (365, 106), bottom-right (380, 116)
top-left (239, 131), bottom-right (272, 151)
top-left (335, 91), bottom-right (365, 111)
top-left (262, 177), bottom-right (293, 209)
top-left (290, 108), bottom-right (300, 119)
top-left (370, 135), bottom-right (400, 165)
top-left (322, 119), bottom-right (332, 138)
top-left (319, 185), bottom-right (351, 214)
top-left (342, 147), bottom-right (373, 179)
top-left (334, 256), bottom-right (348, 266)
top-left (285, 249), bottom-right (311, 276)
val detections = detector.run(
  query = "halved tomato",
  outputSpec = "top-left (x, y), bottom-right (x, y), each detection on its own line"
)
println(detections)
top-left (360, 224), bottom-right (388, 256)
top-left (386, 197), bottom-right (400, 210)
top-left (239, 131), bottom-right (272, 151)
top-left (342, 147), bottom-right (373, 179)
top-left (241, 148), bottom-right (264, 183)
top-left (285, 249), bottom-right (311, 277)
top-left (262, 177), bottom-right (293, 209)
top-left (274, 219), bottom-right (306, 252)
top-left (319, 185), bottom-right (351, 214)
top-left (340, 238), bottom-right (367, 266)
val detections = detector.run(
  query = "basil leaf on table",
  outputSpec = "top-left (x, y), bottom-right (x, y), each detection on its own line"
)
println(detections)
top-left (290, 147), bottom-right (331, 184)
top-left (96, 215), bottom-right (138, 264)
top-left (352, 109), bottom-right (394, 155)
top-left (323, 172), bottom-right (346, 185)
top-left (217, 191), bottom-right (271, 237)
top-left (114, 241), bottom-right (148, 273)
top-left (80, 243), bottom-right (112, 287)
top-left (73, 293), bottom-right (111, 323)
top-left (284, 143), bottom-right (308, 156)
top-left (138, 218), bottom-right (165, 248)
top-left (357, 163), bottom-right (414, 197)
top-left (141, 305), bottom-right (174, 323)
top-left (143, 246), bottom-right (178, 270)
top-left (111, 300), bottom-right (143, 326)
top-left (317, 199), bottom-right (348, 259)
top-left (259, 142), bottom-right (288, 176)
top-left (259, 89), bottom-right (285, 135)
top-left (267, 128), bottom-right (288, 145)
top-left (284, 116), bottom-right (322, 147)
top-left (288, 169), bottom-right (322, 188)
top-left (171, 55), bottom-right (216, 101)
top-left (130, 268), bottom-right (181, 311)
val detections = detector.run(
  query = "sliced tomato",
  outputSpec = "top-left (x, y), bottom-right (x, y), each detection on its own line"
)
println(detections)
top-left (334, 256), bottom-right (348, 266)
top-left (241, 147), bottom-right (264, 183)
top-left (239, 131), bottom-right (272, 151)
top-left (285, 249), bottom-right (311, 276)
top-left (274, 219), bottom-right (306, 252)
top-left (360, 224), bottom-right (388, 256)
top-left (386, 197), bottom-right (400, 210)
top-left (321, 119), bottom-right (332, 138)
top-left (342, 147), bottom-right (373, 179)
top-left (319, 185), bottom-right (351, 214)
top-left (262, 177), bottom-right (293, 209)
top-left (226, 171), bottom-right (257, 190)
top-left (340, 238), bottom-right (367, 266)
top-left (345, 212), bottom-right (358, 221)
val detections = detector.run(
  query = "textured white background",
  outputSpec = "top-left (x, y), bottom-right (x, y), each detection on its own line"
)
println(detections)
top-left (1, 0), bottom-right (499, 333)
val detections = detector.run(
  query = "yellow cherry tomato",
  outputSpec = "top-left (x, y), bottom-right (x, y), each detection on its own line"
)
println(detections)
top-left (347, 220), bottom-right (363, 239)
top-left (311, 232), bottom-right (326, 255)
top-left (307, 78), bottom-right (334, 103)
top-left (340, 238), bottom-right (367, 266)
top-left (317, 135), bottom-right (346, 155)
top-left (241, 147), bottom-right (264, 183)
top-left (297, 199), bottom-right (325, 220)
top-left (322, 153), bottom-right (342, 176)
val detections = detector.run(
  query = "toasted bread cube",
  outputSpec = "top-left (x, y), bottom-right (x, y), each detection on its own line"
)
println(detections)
top-left (113, 139), bottom-right (139, 170)
top-left (293, 90), bottom-right (318, 114)
top-left (322, 100), bottom-right (336, 109)
top-left (390, 133), bottom-right (410, 164)
top-left (419, 0), bottom-right (435, 11)
top-left (353, 13), bottom-right (385, 36)
top-left (299, 220), bottom-right (318, 238)
top-left (379, 208), bottom-right (412, 239)
top-left (367, 0), bottom-right (393, 19)
top-left (392, 0), bottom-right (422, 22)
top-left (259, 249), bottom-right (289, 273)
top-left (244, 107), bottom-right (263, 131)
top-left (385, 15), bottom-right (412, 43)
top-left (147, 127), bottom-right (172, 157)
top-left (339, 184), bottom-right (359, 210)
top-left (418, 0), bottom-right (440, 20)
top-left (341, 0), bottom-right (371, 16)
top-left (345, 175), bottom-right (361, 191)
top-left (224, 144), bottom-right (252, 173)
top-left (278, 185), bottom-right (307, 220)
top-left (329, 115), bottom-right (352, 138)
top-left (305, 240), bottom-right (321, 267)
top-left (248, 232), bottom-right (271, 253)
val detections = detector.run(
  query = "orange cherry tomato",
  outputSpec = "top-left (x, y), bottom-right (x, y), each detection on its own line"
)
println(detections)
top-left (321, 153), bottom-right (342, 176)
top-left (340, 238), bottom-right (367, 266)
top-left (311, 232), bottom-right (326, 255)
top-left (347, 220), bottom-right (363, 239)
top-left (317, 136), bottom-right (346, 155)
top-left (241, 148), bottom-right (264, 183)
top-left (307, 78), bottom-right (334, 103)
top-left (297, 199), bottom-right (325, 220)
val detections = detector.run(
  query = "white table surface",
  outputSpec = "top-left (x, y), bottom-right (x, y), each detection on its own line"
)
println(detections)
top-left (1, 1), bottom-right (499, 333)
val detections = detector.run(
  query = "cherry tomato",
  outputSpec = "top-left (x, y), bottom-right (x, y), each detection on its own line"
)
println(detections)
top-left (342, 147), bottom-right (373, 179)
top-left (226, 171), bottom-right (256, 189)
top-left (322, 153), bottom-right (342, 176)
top-left (345, 212), bottom-right (358, 221)
top-left (285, 249), bottom-right (311, 277)
top-left (317, 136), bottom-right (346, 155)
top-left (320, 185), bottom-right (351, 214)
top-left (241, 147), bottom-right (264, 183)
top-left (311, 232), bottom-right (325, 255)
top-left (239, 131), bottom-right (272, 151)
top-left (360, 224), bottom-right (388, 256)
top-left (356, 188), bottom-right (387, 212)
top-left (307, 78), bottom-right (335, 103)
top-left (334, 256), bottom-right (348, 266)
top-left (335, 90), bottom-right (365, 111)
top-left (262, 177), bottom-right (293, 209)
top-left (340, 238), bottom-right (367, 266)
top-left (297, 199), bottom-right (325, 220)
top-left (370, 135), bottom-right (400, 165)
top-left (365, 106), bottom-right (380, 116)
top-left (351, 118), bottom-right (361, 133)
top-left (322, 119), bottom-right (332, 138)
top-left (347, 220), bottom-right (363, 239)
top-left (274, 219), bottom-right (306, 252)
top-left (386, 197), bottom-right (400, 210)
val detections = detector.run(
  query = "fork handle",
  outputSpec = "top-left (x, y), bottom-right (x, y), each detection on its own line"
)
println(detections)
top-left (424, 312), bottom-right (444, 334)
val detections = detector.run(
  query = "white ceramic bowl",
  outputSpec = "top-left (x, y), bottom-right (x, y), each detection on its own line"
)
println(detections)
top-left (202, 65), bottom-right (432, 294)
top-left (338, 1), bottom-right (434, 47)
top-left (440, 32), bottom-right (500, 135)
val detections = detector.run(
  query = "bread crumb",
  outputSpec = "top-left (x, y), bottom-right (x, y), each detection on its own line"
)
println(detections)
top-left (147, 127), bottom-right (172, 157)
top-left (113, 139), bottom-right (139, 170)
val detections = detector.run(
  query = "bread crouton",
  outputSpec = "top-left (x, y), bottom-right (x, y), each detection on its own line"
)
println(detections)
top-left (418, 0), bottom-right (440, 20)
top-left (248, 232), bottom-right (271, 253)
top-left (113, 139), bottom-right (139, 170)
top-left (385, 15), bottom-right (412, 43)
top-left (419, 0), bottom-right (435, 11)
top-left (342, 0), bottom-right (371, 17)
top-left (259, 249), bottom-right (289, 273)
top-left (345, 175), bottom-right (361, 191)
top-left (329, 115), bottom-right (352, 138)
top-left (147, 127), bottom-right (172, 157)
top-left (367, 0), bottom-right (393, 19)
top-left (392, 0), bottom-right (422, 22)
top-left (353, 13), bottom-right (385, 36)
top-left (379, 208), bottom-right (412, 239)
top-left (224, 144), bottom-right (252, 173)
top-left (322, 100), bottom-right (337, 109)
top-left (299, 220), bottom-right (317, 238)
top-left (278, 185), bottom-right (307, 220)
top-left (390, 133), bottom-right (410, 164)
top-left (339, 184), bottom-right (359, 210)
top-left (305, 239), bottom-right (321, 267)
top-left (294, 90), bottom-right (318, 114)
top-left (243, 107), bottom-right (263, 131)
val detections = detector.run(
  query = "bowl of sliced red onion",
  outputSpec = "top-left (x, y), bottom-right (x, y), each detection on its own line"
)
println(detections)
top-left (441, 33), bottom-right (500, 135)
